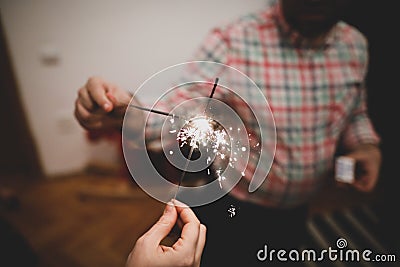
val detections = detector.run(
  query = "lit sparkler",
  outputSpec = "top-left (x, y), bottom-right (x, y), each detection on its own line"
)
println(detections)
top-left (129, 78), bottom-right (240, 193)
top-left (173, 78), bottom-right (225, 196)
top-left (176, 116), bottom-right (230, 188)
top-left (177, 117), bottom-right (228, 149)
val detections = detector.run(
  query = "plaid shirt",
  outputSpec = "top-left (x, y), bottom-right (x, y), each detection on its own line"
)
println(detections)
top-left (145, 2), bottom-right (380, 208)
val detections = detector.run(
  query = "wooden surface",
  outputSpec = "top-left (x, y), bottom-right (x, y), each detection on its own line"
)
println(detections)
top-left (0, 174), bottom-right (164, 267)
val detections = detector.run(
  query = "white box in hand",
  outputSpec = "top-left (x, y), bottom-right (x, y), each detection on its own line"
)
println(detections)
top-left (335, 156), bottom-right (355, 183)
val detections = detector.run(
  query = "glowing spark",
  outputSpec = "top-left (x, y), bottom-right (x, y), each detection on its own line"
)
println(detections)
top-left (177, 116), bottom-right (228, 151)
top-left (215, 169), bottom-right (226, 188)
top-left (172, 111), bottom-right (259, 190)
top-left (192, 117), bottom-right (211, 132)
top-left (175, 116), bottom-right (232, 189)
top-left (228, 205), bottom-right (237, 218)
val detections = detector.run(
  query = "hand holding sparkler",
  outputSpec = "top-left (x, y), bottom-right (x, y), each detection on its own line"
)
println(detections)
top-left (126, 199), bottom-right (206, 267)
top-left (74, 76), bottom-right (133, 131)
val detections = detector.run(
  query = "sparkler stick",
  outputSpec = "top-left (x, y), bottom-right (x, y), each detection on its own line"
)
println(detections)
top-left (173, 147), bottom-right (195, 199)
top-left (107, 92), bottom-right (180, 118)
top-left (204, 77), bottom-right (219, 114)
top-left (174, 78), bottom-right (219, 199)
top-left (129, 104), bottom-right (180, 118)
top-left (128, 76), bottom-right (218, 118)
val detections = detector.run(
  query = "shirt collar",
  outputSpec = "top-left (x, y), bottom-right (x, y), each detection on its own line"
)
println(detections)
top-left (273, 1), bottom-right (337, 50)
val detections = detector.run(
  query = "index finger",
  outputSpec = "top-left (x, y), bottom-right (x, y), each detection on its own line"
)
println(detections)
top-left (173, 199), bottom-right (200, 225)
top-left (86, 77), bottom-right (113, 112)
top-left (142, 202), bottom-right (178, 246)
top-left (173, 199), bottom-right (200, 246)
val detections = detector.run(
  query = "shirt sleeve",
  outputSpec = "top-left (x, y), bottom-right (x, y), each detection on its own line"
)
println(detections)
top-left (340, 82), bottom-right (381, 150)
top-left (339, 29), bottom-right (381, 150)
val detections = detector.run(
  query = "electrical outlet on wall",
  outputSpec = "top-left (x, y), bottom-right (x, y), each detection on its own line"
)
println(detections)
top-left (39, 44), bottom-right (60, 66)
top-left (55, 111), bottom-right (78, 135)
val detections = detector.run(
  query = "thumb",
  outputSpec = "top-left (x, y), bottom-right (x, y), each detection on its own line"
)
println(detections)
top-left (106, 88), bottom-right (131, 106)
top-left (106, 92), bottom-right (130, 115)
top-left (106, 92), bottom-right (120, 106)
top-left (144, 202), bottom-right (177, 246)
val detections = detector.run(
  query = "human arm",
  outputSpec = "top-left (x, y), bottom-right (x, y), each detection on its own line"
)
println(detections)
top-left (126, 200), bottom-right (207, 267)
top-left (339, 81), bottom-right (382, 192)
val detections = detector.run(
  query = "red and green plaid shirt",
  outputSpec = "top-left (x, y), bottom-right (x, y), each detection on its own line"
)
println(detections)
top-left (146, 2), bottom-right (380, 208)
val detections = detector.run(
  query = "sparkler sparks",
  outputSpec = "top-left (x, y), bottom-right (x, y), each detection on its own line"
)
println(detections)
top-left (171, 78), bottom-right (223, 198)
top-left (131, 78), bottom-right (250, 194)
top-left (122, 62), bottom-right (276, 207)
top-left (177, 117), bottom-right (228, 150)
top-left (175, 116), bottom-right (231, 188)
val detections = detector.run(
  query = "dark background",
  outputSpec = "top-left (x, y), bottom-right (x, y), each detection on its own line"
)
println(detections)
top-left (343, 1), bottom-right (399, 238)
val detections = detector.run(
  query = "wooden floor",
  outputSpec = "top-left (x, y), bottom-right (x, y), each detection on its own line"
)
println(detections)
top-left (0, 172), bottom-right (392, 267)
top-left (0, 174), bottom-right (164, 267)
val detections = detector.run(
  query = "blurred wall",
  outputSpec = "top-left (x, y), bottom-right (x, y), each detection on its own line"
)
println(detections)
top-left (0, 0), bottom-right (270, 176)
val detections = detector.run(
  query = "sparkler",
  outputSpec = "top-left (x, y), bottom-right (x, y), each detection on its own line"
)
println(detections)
top-left (123, 61), bottom-right (274, 206)
top-left (174, 78), bottom-right (227, 196)
top-left (129, 78), bottom-right (233, 196)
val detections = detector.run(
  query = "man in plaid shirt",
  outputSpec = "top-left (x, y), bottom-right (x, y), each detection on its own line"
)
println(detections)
top-left (75, 0), bottom-right (381, 265)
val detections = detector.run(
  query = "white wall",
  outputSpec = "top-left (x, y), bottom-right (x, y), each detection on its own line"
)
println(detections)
top-left (0, 0), bottom-right (270, 176)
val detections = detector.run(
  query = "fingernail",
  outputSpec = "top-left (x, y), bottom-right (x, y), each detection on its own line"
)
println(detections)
top-left (106, 93), bottom-right (116, 102)
top-left (172, 199), bottom-right (184, 207)
top-left (164, 201), bottom-right (173, 214)
top-left (103, 103), bottom-right (111, 111)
